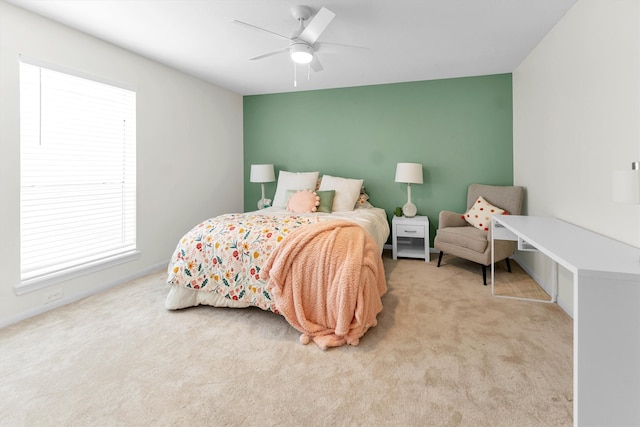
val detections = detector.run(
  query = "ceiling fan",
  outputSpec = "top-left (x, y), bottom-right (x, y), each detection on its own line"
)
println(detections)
top-left (233, 5), bottom-right (365, 79)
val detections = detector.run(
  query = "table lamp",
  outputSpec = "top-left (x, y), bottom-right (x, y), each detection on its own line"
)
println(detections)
top-left (250, 164), bottom-right (275, 209)
top-left (395, 162), bottom-right (423, 217)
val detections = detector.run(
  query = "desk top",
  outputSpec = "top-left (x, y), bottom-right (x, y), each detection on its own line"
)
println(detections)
top-left (493, 215), bottom-right (640, 280)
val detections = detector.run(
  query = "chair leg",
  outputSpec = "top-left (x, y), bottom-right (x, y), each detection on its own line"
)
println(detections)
top-left (505, 257), bottom-right (512, 273)
top-left (482, 265), bottom-right (487, 286)
top-left (437, 251), bottom-right (444, 267)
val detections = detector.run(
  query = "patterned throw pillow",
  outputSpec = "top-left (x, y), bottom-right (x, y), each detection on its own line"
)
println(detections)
top-left (287, 190), bottom-right (320, 213)
top-left (355, 192), bottom-right (372, 208)
top-left (463, 196), bottom-right (507, 231)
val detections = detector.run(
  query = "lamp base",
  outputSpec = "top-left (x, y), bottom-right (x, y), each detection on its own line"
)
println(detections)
top-left (402, 201), bottom-right (417, 217)
top-left (257, 198), bottom-right (272, 210)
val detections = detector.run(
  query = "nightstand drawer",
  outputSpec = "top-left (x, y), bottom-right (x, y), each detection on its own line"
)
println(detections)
top-left (396, 224), bottom-right (425, 238)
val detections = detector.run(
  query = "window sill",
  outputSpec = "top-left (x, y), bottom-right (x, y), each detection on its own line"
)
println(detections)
top-left (15, 250), bottom-right (141, 296)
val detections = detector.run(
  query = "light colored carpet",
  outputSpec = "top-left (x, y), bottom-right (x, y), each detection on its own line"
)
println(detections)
top-left (0, 253), bottom-right (573, 426)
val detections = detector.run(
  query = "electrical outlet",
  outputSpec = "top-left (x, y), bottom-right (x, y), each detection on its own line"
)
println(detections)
top-left (44, 289), bottom-right (63, 305)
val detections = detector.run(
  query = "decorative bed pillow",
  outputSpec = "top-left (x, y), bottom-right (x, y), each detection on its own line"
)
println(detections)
top-left (315, 190), bottom-right (335, 213)
top-left (286, 190), bottom-right (320, 213)
top-left (318, 175), bottom-right (363, 212)
top-left (285, 189), bottom-right (334, 213)
top-left (463, 196), bottom-right (507, 231)
top-left (284, 189), bottom-right (296, 205)
top-left (355, 192), bottom-right (372, 209)
top-left (272, 171), bottom-right (319, 208)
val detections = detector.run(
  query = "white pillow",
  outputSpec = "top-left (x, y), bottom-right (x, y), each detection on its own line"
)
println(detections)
top-left (318, 175), bottom-right (363, 212)
top-left (272, 171), bottom-right (319, 208)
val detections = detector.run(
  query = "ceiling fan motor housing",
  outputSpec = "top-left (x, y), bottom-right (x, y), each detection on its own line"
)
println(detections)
top-left (291, 5), bottom-right (312, 22)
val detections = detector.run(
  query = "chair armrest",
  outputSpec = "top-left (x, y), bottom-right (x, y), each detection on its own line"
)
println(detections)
top-left (438, 210), bottom-right (467, 228)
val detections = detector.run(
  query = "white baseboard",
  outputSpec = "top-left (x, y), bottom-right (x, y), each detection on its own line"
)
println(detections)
top-left (0, 261), bottom-right (168, 329)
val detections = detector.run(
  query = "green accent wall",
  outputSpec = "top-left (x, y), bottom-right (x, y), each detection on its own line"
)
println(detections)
top-left (243, 74), bottom-right (513, 246)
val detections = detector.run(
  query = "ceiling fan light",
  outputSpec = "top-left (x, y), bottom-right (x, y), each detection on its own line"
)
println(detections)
top-left (290, 43), bottom-right (313, 64)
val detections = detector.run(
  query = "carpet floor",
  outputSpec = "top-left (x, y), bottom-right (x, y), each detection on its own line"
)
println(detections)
top-left (0, 253), bottom-right (573, 426)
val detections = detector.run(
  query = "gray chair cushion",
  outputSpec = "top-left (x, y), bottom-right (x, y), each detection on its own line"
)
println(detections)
top-left (435, 225), bottom-right (488, 254)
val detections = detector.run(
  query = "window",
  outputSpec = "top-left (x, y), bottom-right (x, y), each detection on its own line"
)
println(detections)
top-left (18, 57), bottom-right (137, 293)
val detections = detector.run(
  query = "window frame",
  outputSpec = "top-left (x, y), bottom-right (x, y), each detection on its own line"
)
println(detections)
top-left (16, 56), bottom-right (139, 295)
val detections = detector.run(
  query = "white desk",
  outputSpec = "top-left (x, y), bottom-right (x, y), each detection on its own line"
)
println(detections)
top-left (491, 215), bottom-right (640, 427)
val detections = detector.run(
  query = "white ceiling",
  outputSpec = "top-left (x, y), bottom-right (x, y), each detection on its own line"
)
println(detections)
top-left (7, 0), bottom-right (576, 96)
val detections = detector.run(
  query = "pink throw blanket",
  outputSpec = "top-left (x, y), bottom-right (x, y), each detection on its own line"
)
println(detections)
top-left (263, 220), bottom-right (387, 350)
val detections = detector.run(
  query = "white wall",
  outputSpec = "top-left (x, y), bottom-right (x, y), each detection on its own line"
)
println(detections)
top-left (513, 0), bottom-right (640, 316)
top-left (0, 2), bottom-right (244, 327)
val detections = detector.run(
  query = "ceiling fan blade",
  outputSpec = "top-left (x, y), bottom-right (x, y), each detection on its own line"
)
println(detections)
top-left (315, 42), bottom-right (369, 53)
top-left (249, 47), bottom-right (289, 61)
top-left (299, 7), bottom-right (335, 44)
top-left (232, 20), bottom-right (292, 42)
top-left (310, 56), bottom-right (323, 72)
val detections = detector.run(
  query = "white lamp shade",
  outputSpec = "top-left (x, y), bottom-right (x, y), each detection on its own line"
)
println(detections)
top-left (250, 164), bottom-right (275, 183)
top-left (613, 169), bottom-right (640, 204)
top-left (395, 163), bottom-right (423, 184)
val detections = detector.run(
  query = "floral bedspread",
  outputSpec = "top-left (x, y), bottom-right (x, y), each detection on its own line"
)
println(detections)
top-left (167, 213), bottom-right (320, 312)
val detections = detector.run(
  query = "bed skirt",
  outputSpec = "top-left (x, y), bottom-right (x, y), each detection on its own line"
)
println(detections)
top-left (165, 285), bottom-right (254, 310)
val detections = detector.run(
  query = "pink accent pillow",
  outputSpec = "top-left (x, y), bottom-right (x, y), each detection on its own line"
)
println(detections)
top-left (462, 196), bottom-right (507, 231)
top-left (287, 190), bottom-right (320, 213)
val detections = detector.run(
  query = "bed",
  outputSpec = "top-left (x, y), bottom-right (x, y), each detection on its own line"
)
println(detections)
top-left (165, 172), bottom-right (390, 349)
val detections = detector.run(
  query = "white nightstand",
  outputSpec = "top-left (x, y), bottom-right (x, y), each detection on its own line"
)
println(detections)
top-left (392, 215), bottom-right (430, 262)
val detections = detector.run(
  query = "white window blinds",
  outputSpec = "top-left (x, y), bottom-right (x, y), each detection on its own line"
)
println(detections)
top-left (19, 58), bottom-right (136, 287)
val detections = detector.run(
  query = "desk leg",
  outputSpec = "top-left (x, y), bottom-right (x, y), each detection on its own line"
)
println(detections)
top-left (551, 259), bottom-right (558, 303)
top-left (491, 234), bottom-right (496, 295)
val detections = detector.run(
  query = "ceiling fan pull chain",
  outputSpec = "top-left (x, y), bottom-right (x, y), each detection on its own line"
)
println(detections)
top-left (294, 63), bottom-right (297, 87)
top-left (307, 63), bottom-right (310, 80)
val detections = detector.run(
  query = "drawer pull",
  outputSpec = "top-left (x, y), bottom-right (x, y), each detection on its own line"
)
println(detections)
top-left (404, 230), bottom-right (417, 233)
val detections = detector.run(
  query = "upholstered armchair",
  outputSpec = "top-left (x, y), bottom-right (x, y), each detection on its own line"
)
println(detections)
top-left (434, 184), bottom-right (524, 285)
